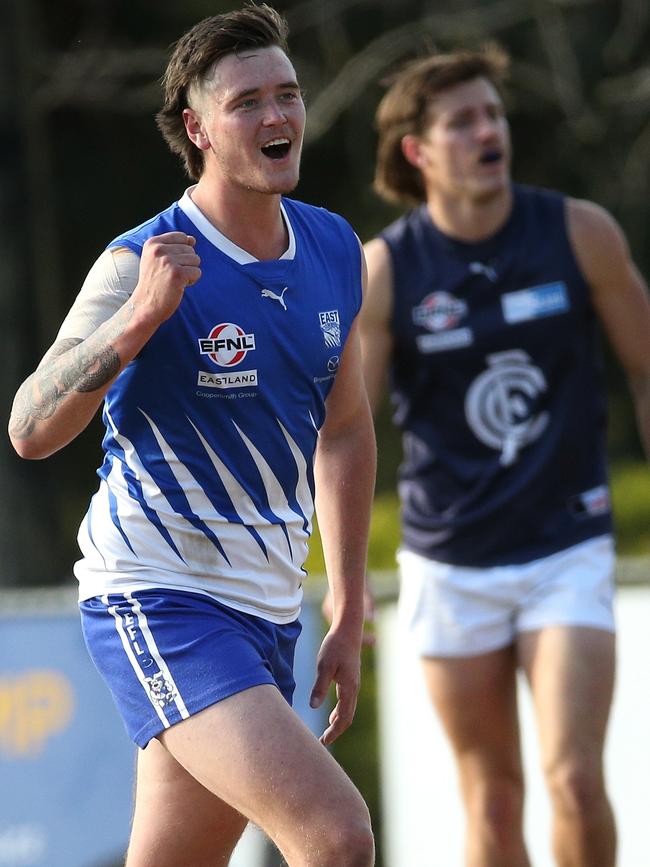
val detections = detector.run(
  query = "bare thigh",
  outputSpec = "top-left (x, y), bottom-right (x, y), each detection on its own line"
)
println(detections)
top-left (156, 684), bottom-right (372, 865)
top-left (421, 645), bottom-right (523, 794)
top-left (127, 739), bottom-right (248, 867)
top-left (518, 626), bottom-right (615, 785)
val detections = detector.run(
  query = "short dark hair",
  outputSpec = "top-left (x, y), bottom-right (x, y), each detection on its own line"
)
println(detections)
top-left (156, 4), bottom-right (290, 180)
top-left (374, 45), bottom-right (510, 206)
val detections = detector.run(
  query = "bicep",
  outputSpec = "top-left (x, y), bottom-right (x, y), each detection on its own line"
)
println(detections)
top-left (359, 238), bottom-right (394, 412)
top-left (568, 199), bottom-right (650, 380)
top-left (593, 260), bottom-right (650, 382)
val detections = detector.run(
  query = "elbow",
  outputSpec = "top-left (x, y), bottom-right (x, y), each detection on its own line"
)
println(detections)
top-left (8, 423), bottom-right (52, 461)
top-left (9, 436), bottom-right (49, 461)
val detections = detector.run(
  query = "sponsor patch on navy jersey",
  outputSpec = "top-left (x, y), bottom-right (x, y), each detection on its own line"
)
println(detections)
top-left (416, 328), bottom-right (473, 354)
top-left (568, 484), bottom-right (611, 519)
top-left (412, 291), bottom-right (468, 332)
top-left (501, 282), bottom-right (569, 324)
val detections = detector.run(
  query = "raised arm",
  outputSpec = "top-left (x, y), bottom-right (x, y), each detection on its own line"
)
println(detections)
top-left (9, 233), bottom-right (200, 460)
top-left (567, 198), bottom-right (650, 458)
top-left (310, 284), bottom-right (377, 744)
top-left (359, 237), bottom-right (394, 414)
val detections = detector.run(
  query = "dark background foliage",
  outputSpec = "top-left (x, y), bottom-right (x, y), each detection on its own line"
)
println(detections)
top-left (2, 0), bottom-right (649, 584)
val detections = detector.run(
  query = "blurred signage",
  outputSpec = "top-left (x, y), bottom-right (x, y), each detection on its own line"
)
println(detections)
top-left (0, 670), bottom-right (74, 758)
top-left (0, 589), bottom-right (328, 867)
top-left (0, 600), bottom-right (134, 867)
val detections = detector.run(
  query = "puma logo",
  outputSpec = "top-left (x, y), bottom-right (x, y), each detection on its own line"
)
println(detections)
top-left (469, 262), bottom-right (498, 282)
top-left (261, 286), bottom-right (288, 311)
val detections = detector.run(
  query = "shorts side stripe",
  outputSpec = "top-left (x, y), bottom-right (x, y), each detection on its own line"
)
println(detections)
top-left (103, 594), bottom-right (171, 729)
top-left (126, 592), bottom-right (190, 720)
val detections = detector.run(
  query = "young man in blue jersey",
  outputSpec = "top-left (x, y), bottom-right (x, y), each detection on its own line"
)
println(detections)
top-left (361, 48), bottom-right (650, 867)
top-left (8, 5), bottom-right (376, 866)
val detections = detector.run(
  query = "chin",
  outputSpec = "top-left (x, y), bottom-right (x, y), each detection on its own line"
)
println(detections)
top-left (472, 178), bottom-right (510, 204)
top-left (261, 170), bottom-right (301, 196)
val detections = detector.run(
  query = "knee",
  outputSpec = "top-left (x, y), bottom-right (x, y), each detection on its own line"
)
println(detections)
top-left (341, 818), bottom-right (375, 867)
top-left (546, 760), bottom-right (607, 818)
top-left (471, 777), bottom-right (525, 840)
top-left (318, 812), bottom-right (375, 867)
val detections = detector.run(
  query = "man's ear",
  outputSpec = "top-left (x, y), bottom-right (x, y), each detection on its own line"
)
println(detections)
top-left (401, 134), bottom-right (424, 169)
top-left (183, 108), bottom-right (210, 151)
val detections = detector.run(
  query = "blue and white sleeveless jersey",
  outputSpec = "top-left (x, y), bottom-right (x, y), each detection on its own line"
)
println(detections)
top-left (383, 184), bottom-right (612, 567)
top-left (72, 192), bottom-right (362, 622)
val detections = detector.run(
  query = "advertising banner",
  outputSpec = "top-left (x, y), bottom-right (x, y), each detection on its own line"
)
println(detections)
top-left (0, 590), bottom-right (327, 867)
top-left (0, 597), bottom-right (135, 867)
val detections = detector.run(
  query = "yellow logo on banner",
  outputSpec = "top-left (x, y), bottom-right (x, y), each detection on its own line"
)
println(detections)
top-left (0, 670), bottom-right (74, 758)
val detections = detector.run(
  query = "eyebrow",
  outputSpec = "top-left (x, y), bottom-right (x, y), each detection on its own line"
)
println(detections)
top-left (446, 98), bottom-right (503, 117)
top-left (229, 81), bottom-right (301, 102)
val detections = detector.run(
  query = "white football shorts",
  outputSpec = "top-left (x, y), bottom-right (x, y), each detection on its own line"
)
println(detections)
top-left (397, 535), bottom-right (616, 658)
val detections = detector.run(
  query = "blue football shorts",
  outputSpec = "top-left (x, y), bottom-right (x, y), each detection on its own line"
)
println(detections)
top-left (80, 588), bottom-right (302, 748)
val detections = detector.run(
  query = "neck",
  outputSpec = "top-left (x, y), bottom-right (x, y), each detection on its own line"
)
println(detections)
top-left (190, 177), bottom-right (288, 260)
top-left (426, 185), bottom-right (513, 242)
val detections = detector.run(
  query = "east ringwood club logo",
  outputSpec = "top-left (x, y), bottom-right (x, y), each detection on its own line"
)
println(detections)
top-left (198, 322), bottom-right (256, 367)
top-left (319, 310), bottom-right (341, 348)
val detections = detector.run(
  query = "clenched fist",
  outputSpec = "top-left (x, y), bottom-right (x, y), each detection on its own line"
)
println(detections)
top-left (132, 232), bottom-right (202, 326)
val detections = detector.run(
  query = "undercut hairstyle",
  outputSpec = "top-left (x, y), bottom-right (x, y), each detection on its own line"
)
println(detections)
top-left (374, 45), bottom-right (510, 206)
top-left (156, 3), bottom-right (290, 180)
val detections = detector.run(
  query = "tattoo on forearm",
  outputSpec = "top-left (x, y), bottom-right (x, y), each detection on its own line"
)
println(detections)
top-left (9, 304), bottom-right (132, 440)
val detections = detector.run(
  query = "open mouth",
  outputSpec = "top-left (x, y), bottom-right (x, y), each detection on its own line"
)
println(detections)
top-left (479, 149), bottom-right (503, 165)
top-left (261, 138), bottom-right (291, 160)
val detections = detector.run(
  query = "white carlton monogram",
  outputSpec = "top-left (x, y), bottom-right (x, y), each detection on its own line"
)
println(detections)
top-left (464, 350), bottom-right (549, 466)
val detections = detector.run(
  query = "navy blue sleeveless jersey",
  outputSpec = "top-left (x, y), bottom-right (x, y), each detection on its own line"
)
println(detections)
top-left (382, 183), bottom-right (612, 567)
top-left (74, 195), bottom-right (361, 621)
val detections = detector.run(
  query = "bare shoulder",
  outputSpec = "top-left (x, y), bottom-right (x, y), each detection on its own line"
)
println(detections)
top-left (565, 197), bottom-right (650, 383)
top-left (363, 237), bottom-right (393, 282)
top-left (566, 197), bottom-right (631, 287)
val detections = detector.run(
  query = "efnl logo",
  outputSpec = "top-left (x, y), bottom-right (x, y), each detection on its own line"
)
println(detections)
top-left (198, 322), bottom-right (256, 366)
top-left (0, 670), bottom-right (74, 758)
top-left (198, 322), bottom-right (258, 389)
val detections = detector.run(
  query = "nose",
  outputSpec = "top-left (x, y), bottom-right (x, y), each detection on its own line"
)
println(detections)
top-left (476, 112), bottom-right (501, 140)
top-left (262, 99), bottom-right (287, 126)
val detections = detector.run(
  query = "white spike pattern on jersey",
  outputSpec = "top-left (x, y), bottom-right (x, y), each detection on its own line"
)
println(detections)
top-left (232, 420), bottom-right (307, 551)
top-left (185, 416), bottom-right (312, 583)
top-left (187, 417), bottom-right (276, 527)
top-left (139, 409), bottom-right (232, 563)
top-left (277, 419), bottom-right (314, 534)
top-left (104, 409), bottom-right (188, 563)
top-left (76, 410), bottom-right (313, 622)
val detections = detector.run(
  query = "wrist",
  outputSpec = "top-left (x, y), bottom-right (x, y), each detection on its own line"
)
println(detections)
top-left (112, 299), bottom-right (160, 356)
top-left (330, 607), bottom-right (365, 638)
